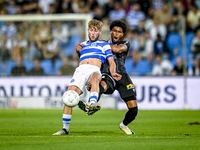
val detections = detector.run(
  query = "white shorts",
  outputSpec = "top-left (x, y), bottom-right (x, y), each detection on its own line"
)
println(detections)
top-left (69, 64), bottom-right (101, 92)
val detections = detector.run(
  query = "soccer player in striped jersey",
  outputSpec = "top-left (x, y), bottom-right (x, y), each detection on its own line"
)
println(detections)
top-left (53, 19), bottom-right (121, 135)
top-left (78, 20), bottom-right (138, 135)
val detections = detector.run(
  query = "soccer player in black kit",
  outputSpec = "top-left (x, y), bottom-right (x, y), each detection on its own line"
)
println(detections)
top-left (78, 20), bottom-right (138, 135)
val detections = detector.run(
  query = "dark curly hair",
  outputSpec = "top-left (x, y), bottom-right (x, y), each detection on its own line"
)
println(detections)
top-left (109, 20), bottom-right (127, 34)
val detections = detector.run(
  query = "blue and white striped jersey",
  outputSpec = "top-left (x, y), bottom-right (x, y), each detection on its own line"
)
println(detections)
top-left (79, 39), bottom-right (113, 64)
top-left (126, 10), bottom-right (145, 29)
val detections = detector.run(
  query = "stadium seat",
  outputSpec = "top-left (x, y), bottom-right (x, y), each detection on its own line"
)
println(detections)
top-left (187, 60), bottom-right (194, 69)
top-left (5, 60), bottom-right (17, 75)
top-left (166, 33), bottom-right (182, 60)
top-left (132, 59), bottom-right (150, 75)
top-left (185, 32), bottom-right (194, 49)
top-left (54, 59), bottom-right (63, 75)
top-left (23, 60), bottom-right (34, 72)
top-left (177, 46), bottom-right (191, 60)
top-left (40, 59), bottom-right (53, 75)
top-left (124, 58), bottom-right (133, 74)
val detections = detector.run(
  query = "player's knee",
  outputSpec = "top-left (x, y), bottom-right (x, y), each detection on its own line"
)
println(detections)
top-left (91, 72), bottom-right (101, 82)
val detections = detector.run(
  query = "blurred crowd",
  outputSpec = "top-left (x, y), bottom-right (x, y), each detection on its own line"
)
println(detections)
top-left (0, 0), bottom-right (200, 76)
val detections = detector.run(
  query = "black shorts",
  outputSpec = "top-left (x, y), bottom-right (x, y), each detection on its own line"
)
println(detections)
top-left (101, 73), bottom-right (137, 102)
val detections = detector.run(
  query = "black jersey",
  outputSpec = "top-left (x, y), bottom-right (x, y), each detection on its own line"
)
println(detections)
top-left (101, 40), bottom-right (130, 74)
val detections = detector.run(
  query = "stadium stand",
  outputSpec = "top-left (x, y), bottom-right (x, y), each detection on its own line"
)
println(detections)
top-left (0, 0), bottom-right (199, 76)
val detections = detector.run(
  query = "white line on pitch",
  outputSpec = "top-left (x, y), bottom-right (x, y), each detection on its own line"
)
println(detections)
top-left (0, 135), bottom-right (195, 138)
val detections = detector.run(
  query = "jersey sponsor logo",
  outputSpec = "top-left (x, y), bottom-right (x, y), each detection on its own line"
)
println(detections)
top-left (127, 84), bottom-right (134, 89)
top-left (70, 79), bottom-right (75, 83)
top-left (91, 42), bottom-right (97, 47)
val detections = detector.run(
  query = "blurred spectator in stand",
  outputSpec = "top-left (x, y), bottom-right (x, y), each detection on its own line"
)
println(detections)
top-left (52, 22), bottom-right (69, 58)
top-left (154, 3), bottom-right (172, 27)
top-left (152, 54), bottom-right (173, 76)
top-left (154, 33), bottom-right (165, 56)
top-left (149, 16), bottom-right (167, 41)
top-left (135, 20), bottom-right (146, 36)
top-left (121, 0), bottom-right (131, 14)
top-left (18, 21), bottom-right (31, 40)
top-left (171, 0), bottom-right (187, 17)
top-left (93, 6), bottom-right (104, 21)
top-left (11, 56), bottom-right (26, 76)
top-left (35, 21), bottom-right (51, 40)
top-left (57, 56), bottom-right (74, 76)
top-left (23, 39), bottom-right (40, 62)
top-left (190, 29), bottom-right (200, 60)
top-left (71, 0), bottom-right (87, 13)
top-left (171, 56), bottom-right (184, 76)
top-left (144, 7), bottom-right (155, 31)
top-left (109, 1), bottom-right (125, 22)
top-left (188, 58), bottom-right (200, 76)
top-left (183, 0), bottom-right (195, 13)
top-left (70, 0), bottom-right (79, 13)
top-left (48, 3), bottom-right (57, 14)
top-left (0, 33), bottom-right (11, 62)
top-left (21, 0), bottom-right (38, 14)
top-left (52, 22), bottom-right (69, 43)
top-left (6, 0), bottom-right (19, 15)
top-left (186, 4), bottom-right (200, 32)
top-left (60, 0), bottom-right (73, 13)
top-left (36, 34), bottom-right (59, 63)
top-left (139, 31), bottom-right (154, 65)
top-left (167, 11), bottom-right (182, 34)
top-left (151, 0), bottom-right (165, 10)
top-left (28, 58), bottom-right (44, 76)
top-left (11, 32), bottom-right (28, 60)
top-left (138, 0), bottom-right (150, 16)
top-left (0, 0), bottom-right (8, 14)
top-left (23, 22), bottom-right (44, 61)
top-left (102, 0), bottom-right (114, 18)
top-left (126, 3), bottom-right (145, 30)
top-left (0, 34), bottom-right (14, 61)
top-left (84, 0), bottom-right (99, 13)
top-left (38, 0), bottom-right (55, 14)
top-left (127, 30), bottom-right (140, 66)
top-left (1, 22), bottom-right (17, 39)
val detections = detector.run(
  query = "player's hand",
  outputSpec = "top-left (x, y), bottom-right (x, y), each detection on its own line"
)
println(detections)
top-left (111, 73), bottom-right (122, 81)
top-left (76, 43), bottom-right (83, 52)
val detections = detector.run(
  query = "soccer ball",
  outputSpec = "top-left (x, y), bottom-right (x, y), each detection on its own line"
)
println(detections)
top-left (62, 90), bottom-right (79, 107)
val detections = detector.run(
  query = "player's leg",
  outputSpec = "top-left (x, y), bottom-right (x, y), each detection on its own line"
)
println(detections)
top-left (53, 85), bottom-right (82, 135)
top-left (117, 73), bottom-right (138, 135)
top-left (123, 100), bottom-right (138, 126)
top-left (82, 74), bottom-right (116, 115)
top-left (119, 99), bottom-right (138, 135)
top-left (83, 72), bottom-right (102, 115)
top-left (78, 80), bottom-right (106, 114)
top-left (87, 72), bottom-right (101, 104)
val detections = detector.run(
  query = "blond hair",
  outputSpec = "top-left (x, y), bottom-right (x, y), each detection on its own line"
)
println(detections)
top-left (88, 19), bottom-right (103, 30)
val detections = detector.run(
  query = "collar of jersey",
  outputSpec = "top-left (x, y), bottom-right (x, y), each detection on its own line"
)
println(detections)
top-left (87, 39), bottom-right (100, 43)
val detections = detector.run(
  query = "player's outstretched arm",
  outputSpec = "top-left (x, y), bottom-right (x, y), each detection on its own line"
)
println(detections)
top-left (107, 57), bottom-right (122, 81)
top-left (110, 44), bottom-right (127, 53)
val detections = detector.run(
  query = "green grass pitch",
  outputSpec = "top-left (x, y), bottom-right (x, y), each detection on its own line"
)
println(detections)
top-left (0, 109), bottom-right (200, 150)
